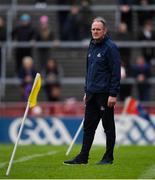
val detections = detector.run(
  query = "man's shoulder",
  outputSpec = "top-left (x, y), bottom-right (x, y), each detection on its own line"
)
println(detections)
top-left (104, 37), bottom-right (117, 49)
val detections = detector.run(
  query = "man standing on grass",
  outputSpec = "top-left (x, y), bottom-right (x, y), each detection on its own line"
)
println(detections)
top-left (64, 17), bottom-right (121, 165)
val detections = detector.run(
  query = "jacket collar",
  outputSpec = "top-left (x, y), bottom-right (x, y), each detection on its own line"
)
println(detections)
top-left (91, 35), bottom-right (109, 45)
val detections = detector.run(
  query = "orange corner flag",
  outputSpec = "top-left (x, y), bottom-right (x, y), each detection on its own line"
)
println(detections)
top-left (28, 73), bottom-right (42, 108)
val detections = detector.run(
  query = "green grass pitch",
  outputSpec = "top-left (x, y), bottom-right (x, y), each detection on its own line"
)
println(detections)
top-left (0, 144), bottom-right (155, 179)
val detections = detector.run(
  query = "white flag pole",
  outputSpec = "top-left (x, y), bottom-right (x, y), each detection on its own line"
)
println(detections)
top-left (6, 102), bottom-right (30, 176)
top-left (66, 118), bottom-right (84, 156)
top-left (6, 73), bottom-right (41, 176)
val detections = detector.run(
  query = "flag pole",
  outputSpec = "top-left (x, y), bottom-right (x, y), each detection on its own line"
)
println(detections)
top-left (6, 73), bottom-right (41, 176)
top-left (6, 102), bottom-right (30, 176)
top-left (66, 118), bottom-right (84, 156)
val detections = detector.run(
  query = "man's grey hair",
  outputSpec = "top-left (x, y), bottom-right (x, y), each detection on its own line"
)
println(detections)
top-left (92, 17), bottom-right (107, 26)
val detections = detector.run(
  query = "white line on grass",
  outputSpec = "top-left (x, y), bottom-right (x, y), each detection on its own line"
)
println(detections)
top-left (139, 164), bottom-right (155, 179)
top-left (0, 150), bottom-right (58, 169)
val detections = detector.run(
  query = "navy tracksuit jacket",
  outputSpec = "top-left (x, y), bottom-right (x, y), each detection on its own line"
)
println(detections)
top-left (85, 35), bottom-right (121, 97)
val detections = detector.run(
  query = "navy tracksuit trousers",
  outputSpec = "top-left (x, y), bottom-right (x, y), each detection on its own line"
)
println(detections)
top-left (80, 92), bottom-right (116, 161)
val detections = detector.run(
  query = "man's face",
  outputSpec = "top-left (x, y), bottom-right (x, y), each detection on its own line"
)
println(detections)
top-left (91, 21), bottom-right (107, 40)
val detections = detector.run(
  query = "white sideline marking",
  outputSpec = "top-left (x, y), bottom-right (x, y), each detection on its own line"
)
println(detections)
top-left (139, 164), bottom-right (155, 179)
top-left (0, 150), bottom-right (58, 168)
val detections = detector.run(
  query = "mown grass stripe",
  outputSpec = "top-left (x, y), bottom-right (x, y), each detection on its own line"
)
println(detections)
top-left (0, 150), bottom-right (58, 168)
top-left (139, 164), bottom-right (155, 179)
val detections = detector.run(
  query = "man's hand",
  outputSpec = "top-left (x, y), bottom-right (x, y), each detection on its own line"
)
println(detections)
top-left (107, 96), bottom-right (117, 108)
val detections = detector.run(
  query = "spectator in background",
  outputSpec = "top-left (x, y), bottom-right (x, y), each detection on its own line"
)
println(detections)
top-left (62, 5), bottom-right (81, 40)
top-left (132, 56), bottom-right (151, 101)
top-left (57, 0), bottom-right (92, 40)
top-left (78, 0), bottom-right (93, 40)
top-left (116, 22), bottom-right (132, 67)
top-left (119, 62), bottom-right (132, 101)
top-left (57, 0), bottom-right (74, 40)
top-left (118, 0), bottom-right (134, 32)
top-left (62, 1), bottom-right (93, 41)
top-left (12, 14), bottom-right (36, 74)
top-left (115, 22), bottom-right (133, 101)
top-left (139, 20), bottom-right (155, 64)
top-left (43, 58), bottom-right (61, 101)
top-left (136, 0), bottom-right (154, 27)
top-left (18, 56), bottom-right (37, 101)
top-left (36, 15), bottom-right (55, 69)
top-left (0, 16), bottom-right (6, 77)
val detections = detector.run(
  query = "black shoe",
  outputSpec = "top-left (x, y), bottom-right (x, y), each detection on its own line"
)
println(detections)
top-left (96, 159), bottom-right (113, 165)
top-left (63, 154), bottom-right (88, 165)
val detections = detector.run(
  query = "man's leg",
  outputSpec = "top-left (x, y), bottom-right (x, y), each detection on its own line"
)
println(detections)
top-left (94, 93), bottom-right (115, 164)
top-left (64, 93), bottom-right (100, 164)
top-left (79, 94), bottom-right (100, 159)
top-left (101, 106), bottom-right (115, 162)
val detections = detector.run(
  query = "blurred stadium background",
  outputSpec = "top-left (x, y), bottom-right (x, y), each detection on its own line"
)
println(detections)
top-left (0, 1), bottom-right (155, 178)
top-left (0, 0), bottom-right (155, 178)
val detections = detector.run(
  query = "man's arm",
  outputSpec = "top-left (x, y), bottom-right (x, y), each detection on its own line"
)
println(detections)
top-left (107, 44), bottom-right (121, 107)
top-left (107, 44), bottom-right (121, 97)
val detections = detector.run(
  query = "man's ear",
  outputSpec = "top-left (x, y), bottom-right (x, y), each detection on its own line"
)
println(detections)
top-left (103, 27), bottom-right (107, 36)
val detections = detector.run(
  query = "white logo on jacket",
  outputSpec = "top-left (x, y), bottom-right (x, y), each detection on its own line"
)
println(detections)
top-left (97, 53), bottom-right (101, 57)
top-left (100, 106), bottom-right (105, 111)
top-left (88, 53), bottom-right (91, 57)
